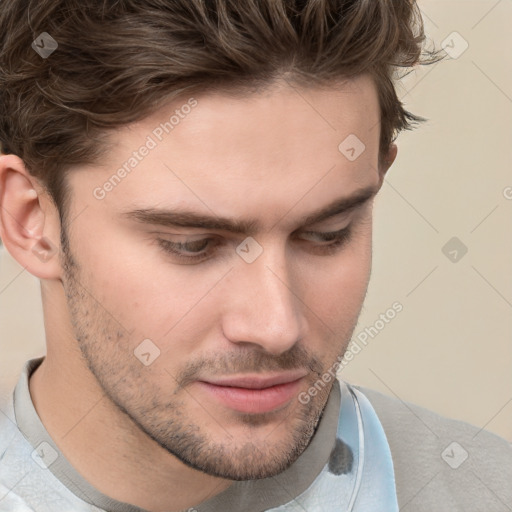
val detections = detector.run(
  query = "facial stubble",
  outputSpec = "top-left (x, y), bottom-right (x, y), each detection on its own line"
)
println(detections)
top-left (59, 228), bottom-right (348, 481)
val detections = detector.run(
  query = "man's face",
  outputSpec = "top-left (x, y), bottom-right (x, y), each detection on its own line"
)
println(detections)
top-left (60, 75), bottom-right (387, 480)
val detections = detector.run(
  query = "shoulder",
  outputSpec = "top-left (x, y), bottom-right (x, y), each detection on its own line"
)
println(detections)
top-left (352, 384), bottom-right (512, 511)
top-left (0, 400), bottom-right (39, 511)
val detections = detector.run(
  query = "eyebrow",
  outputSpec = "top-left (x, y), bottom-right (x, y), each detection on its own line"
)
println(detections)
top-left (121, 184), bottom-right (379, 236)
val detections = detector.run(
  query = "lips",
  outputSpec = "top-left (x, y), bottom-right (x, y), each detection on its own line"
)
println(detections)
top-left (201, 371), bottom-right (308, 390)
top-left (196, 376), bottom-right (306, 414)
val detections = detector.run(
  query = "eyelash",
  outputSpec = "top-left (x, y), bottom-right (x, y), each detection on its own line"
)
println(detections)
top-left (156, 226), bottom-right (354, 263)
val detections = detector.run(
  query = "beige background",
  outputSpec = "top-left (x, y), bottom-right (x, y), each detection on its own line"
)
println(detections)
top-left (1, 0), bottom-right (511, 441)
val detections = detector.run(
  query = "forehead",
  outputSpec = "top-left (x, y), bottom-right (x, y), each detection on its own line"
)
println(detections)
top-left (154, 75), bottom-right (378, 166)
top-left (114, 74), bottom-right (379, 164)
top-left (75, 75), bottom-right (381, 230)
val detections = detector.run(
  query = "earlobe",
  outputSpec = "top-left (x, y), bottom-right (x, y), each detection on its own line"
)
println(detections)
top-left (0, 154), bottom-right (61, 280)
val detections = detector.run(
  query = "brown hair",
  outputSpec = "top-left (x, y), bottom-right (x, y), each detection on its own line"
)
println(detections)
top-left (0, 0), bottom-right (444, 227)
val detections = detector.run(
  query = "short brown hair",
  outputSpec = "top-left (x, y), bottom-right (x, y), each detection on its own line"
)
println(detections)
top-left (0, 0), bottom-right (444, 227)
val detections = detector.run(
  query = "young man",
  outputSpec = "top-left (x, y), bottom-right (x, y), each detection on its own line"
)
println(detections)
top-left (0, 1), bottom-right (510, 511)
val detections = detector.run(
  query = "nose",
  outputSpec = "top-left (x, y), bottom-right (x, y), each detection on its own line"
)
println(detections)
top-left (221, 240), bottom-right (306, 355)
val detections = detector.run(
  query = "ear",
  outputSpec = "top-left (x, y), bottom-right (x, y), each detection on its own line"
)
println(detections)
top-left (378, 143), bottom-right (398, 183)
top-left (0, 154), bottom-right (62, 280)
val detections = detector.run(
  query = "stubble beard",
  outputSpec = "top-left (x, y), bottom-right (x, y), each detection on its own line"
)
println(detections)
top-left (59, 230), bottom-right (341, 480)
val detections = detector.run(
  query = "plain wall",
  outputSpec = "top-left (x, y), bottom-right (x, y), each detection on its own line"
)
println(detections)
top-left (1, 0), bottom-right (511, 442)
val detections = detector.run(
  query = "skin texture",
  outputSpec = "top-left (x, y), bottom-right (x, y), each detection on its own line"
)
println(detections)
top-left (0, 74), bottom-right (397, 512)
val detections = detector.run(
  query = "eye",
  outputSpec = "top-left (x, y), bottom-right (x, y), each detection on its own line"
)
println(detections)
top-left (156, 226), bottom-right (354, 263)
top-left (301, 226), bottom-right (351, 243)
top-left (298, 226), bottom-right (353, 254)
top-left (157, 237), bottom-right (217, 262)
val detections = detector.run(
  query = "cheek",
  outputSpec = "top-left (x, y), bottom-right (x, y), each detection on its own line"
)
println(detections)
top-left (73, 222), bottom-right (216, 341)
top-left (312, 252), bottom-right (371, 364)
top-left (303, 220), bottom-right (372, 317)
top-left (312, 268), bottom-right (370, 338)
